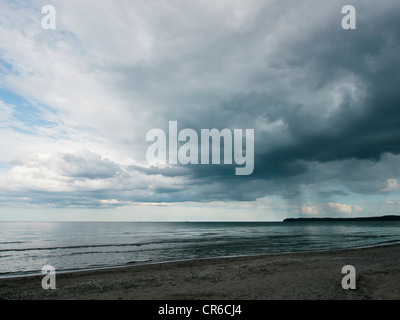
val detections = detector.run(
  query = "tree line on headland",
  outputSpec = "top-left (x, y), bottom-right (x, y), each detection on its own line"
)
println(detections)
top-left (283, 215), bottom-right (400, 222)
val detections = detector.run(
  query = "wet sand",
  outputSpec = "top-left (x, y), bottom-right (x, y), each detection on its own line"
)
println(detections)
top-left (1, 244), bottom-right (400, 300)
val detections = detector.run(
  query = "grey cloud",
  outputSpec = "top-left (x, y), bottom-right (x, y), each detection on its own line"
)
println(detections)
top-left (128, 164), bottom-right (190, 177)
top-left (60, 150), bottom-right (120, 179)
top-left (319, 190), bottom-right (349, 198)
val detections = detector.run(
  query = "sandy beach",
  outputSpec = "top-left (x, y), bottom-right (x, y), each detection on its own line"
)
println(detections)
top-left (1, 244), bottom-right (399, 300)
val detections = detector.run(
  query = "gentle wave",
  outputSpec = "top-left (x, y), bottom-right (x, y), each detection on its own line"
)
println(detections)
top-left (0, 236), bottom-right (396, 255)
top-left (0, 241), bottom-right (25, 244)
top-left (0, 238), bottom-right (216, 253)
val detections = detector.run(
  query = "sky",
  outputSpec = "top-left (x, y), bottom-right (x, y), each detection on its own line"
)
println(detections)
top-left (0, 0), bottom-right (400, 221)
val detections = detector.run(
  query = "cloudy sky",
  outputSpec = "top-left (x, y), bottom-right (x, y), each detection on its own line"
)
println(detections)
top-left (0, 0), bottom-right (400, 221)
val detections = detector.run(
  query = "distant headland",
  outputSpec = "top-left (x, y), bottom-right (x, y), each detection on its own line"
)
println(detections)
top-left (283, 215), bottom-right (400, 222)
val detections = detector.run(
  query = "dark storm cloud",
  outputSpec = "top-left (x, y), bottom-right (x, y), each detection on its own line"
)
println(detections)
top-left (253, 8), bottom-right (400, 177)
top-left (165, 2), bottom-right (400, 187)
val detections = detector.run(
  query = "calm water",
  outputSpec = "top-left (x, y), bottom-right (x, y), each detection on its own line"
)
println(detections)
top-left (1, 221), bottom-right (400, 278)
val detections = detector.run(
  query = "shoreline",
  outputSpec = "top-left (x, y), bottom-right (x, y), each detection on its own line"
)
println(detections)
top-left (1, 243), bottom-right (400, 300)
top-left (2, 241), bottom-right (399, 281)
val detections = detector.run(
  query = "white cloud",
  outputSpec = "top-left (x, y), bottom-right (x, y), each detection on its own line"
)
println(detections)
top-left (300, 205), bottom-right (319, 215)
top-left (384, 179), bottom-right (400, 192)
top-left (0, 150), bottom-right (164, 201)
top-left (328, 202), bottom-right (353, 214)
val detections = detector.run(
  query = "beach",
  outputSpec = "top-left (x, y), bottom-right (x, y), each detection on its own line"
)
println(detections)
top-left (1, 244), bottom-right (399, 300)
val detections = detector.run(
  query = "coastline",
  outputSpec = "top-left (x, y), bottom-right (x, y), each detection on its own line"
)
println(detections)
top-left (1, 243), bottom-right (400, 300)
top-left (2, 241), bottom-right (398, 280)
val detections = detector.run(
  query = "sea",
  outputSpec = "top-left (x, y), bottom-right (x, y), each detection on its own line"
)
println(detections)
top-left (1, 221), bottom-right (400, 278)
